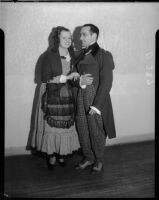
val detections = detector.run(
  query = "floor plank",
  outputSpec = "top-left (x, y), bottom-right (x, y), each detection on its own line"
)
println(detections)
top-left (4, 141), bottom-right (155, 198)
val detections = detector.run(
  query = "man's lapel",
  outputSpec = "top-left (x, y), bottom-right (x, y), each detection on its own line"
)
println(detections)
top-left (77, 42), bottom-right (100, 66)
top-left (78, 53), bottom-right (97, 65)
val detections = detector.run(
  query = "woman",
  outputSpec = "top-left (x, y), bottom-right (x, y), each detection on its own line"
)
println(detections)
top-left (29, 26), bottom-right (80, 170)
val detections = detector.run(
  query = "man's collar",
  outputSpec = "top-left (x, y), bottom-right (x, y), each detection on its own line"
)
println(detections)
top-left (89, 41), bottom-right (97, 47)
top-left (82, 41), bottom-right (96, 50)
top-left (75, 42), bottom-right (99, 65)
top-left (85, 42), bottom-right (100, 57)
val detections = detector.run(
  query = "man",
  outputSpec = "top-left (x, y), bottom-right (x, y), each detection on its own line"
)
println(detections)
top-left (75, 24), bottom-right (116, 173)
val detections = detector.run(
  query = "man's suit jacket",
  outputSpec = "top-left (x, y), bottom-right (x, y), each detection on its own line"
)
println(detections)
top-left (76, 47), bottom-right (116, 139)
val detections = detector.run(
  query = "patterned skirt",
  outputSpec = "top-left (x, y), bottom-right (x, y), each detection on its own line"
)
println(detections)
top-left (28, 83), bottom-right (80, 155)
top-left (42, 83), bottom-right (75, 129)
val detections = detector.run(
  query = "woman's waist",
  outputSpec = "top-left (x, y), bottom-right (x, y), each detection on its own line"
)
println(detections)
top-left (46, 83), bottom-right (73, 98)
top-left (46, 82), bottom-right (70, 91)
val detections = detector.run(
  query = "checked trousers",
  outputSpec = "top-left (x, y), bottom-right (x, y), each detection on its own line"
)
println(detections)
top-left (76, 85), bottom-right (106, 163)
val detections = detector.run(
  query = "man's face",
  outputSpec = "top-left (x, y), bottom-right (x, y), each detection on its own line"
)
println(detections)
top-left (80, 26), bottom-right (95, 48)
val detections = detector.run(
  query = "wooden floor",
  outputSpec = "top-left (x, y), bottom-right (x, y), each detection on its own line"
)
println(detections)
top-left (4, 141), bottom-right (155, 198)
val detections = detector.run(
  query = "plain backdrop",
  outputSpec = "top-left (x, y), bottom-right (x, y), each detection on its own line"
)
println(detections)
top-left (1, 2), bottom-right (158, 153)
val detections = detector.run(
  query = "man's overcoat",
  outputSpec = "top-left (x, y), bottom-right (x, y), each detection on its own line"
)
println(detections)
top-left (76, 46), bottom-right (116, 139)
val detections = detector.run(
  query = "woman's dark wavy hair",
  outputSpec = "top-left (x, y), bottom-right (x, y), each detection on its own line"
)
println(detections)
top-left (49, 26), bottom-right (75, 59)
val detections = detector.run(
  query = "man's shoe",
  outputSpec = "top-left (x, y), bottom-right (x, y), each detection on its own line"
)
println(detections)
top-left (91, 162), bottom-right (103, 174)
top-left (75, 160), bottom-right (93, 170)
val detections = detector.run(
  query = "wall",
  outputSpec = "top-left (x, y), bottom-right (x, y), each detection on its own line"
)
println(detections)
top-left (1, 3), bottom-right (158, 154)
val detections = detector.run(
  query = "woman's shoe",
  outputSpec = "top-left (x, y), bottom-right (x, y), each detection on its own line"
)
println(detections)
top-left (46, 156), bottom-right (56, 170)
top-left (47, 162), bottom-right (55, 171)
top-left (57, 158), bottom-right (66, 167)
top-left (56, 154), bottom-right (66, 167)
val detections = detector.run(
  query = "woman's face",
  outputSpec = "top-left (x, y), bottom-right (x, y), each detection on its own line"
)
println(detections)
top-left (59, 30), bottom-right (72, 49)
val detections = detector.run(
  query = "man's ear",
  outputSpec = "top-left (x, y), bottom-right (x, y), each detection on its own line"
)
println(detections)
top-left (92, 33), bottom-right (97, 41)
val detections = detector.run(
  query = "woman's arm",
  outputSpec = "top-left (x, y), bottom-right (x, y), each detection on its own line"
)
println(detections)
top-left (41, 54), bottom-right (52, 83)
top-left (47, 72), bottom-right (80, 84)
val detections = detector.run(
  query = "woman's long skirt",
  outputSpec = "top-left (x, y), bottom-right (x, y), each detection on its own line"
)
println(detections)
top-left (29, 83), bottom-right (80, 155)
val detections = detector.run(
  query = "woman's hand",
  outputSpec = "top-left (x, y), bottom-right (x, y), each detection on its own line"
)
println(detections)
top-left (67, 72), bottom-right (80, 81)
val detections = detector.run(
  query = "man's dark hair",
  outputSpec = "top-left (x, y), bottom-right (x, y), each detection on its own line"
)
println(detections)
top-left (83, 24), bottom-right (99, 39)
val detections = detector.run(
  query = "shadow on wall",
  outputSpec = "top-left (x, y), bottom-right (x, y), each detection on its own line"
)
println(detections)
top-left (26, 26), bottom-right (83, 152)
top-left (72, 26), bottom-right (82, 51)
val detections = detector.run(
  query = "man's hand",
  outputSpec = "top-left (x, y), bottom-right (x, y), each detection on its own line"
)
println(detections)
top-left (80, 74), bottom-right (93, 86)
top-left (89, 108), bottom-right (97, 115)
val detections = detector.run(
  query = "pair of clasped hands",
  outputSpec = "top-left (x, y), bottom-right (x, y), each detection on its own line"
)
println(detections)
top-left (67, 72), bottom-right (93, 85)
top-left (49, 72), bottom-right (96, 115)
top-left (50, 72), bottom-right (93, 87)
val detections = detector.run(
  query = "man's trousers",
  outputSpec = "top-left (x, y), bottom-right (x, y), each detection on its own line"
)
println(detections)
top-left (76, 85), bottom-right (106, 163)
